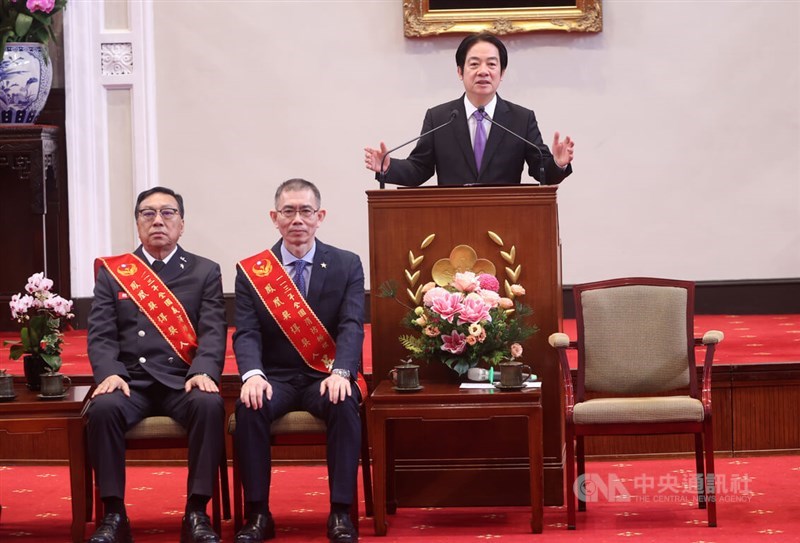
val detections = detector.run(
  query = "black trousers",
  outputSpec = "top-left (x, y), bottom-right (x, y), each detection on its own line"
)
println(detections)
top-left (234, 374), bottom-right (361, 506)
top-left (86, 378), bottom-right (225, 500)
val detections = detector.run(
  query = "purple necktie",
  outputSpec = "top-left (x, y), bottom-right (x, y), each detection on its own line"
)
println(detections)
top-left (473, 109), bottom-right (487, 171)
top-left (292, 260), bottom-right (307, 297)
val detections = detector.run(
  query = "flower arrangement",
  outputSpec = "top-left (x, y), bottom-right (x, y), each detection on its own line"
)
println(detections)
top-left (381, 270), bottom-right (537, 376)
top-left (0, 0), bottom-right (67, 56)
top-left (3, 272), bottom-right (73, 373)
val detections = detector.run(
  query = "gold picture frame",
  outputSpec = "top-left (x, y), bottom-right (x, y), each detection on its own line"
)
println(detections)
top-left (403, 0), bottom-right (602, 37)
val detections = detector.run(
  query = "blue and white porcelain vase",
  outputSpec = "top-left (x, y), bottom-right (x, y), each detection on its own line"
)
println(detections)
top-left (0, 43), bottom-right (53, 124)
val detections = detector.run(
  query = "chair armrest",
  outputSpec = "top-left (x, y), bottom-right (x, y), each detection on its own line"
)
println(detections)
top-left (548, 333), bottom-right (576, 414)
top-left (695, 331), bottom-right (723, 408)
top-left (702, 330), bottom-right (725, 345)
top-left (548, 332), bottom-right (571, 348)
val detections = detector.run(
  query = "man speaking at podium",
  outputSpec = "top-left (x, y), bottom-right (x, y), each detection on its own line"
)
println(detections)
top-left (364, 32), bottom-right (575, 187)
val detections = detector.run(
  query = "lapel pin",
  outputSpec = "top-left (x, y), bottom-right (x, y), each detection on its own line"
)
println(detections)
top-left (321, 262), bottom-right (327, 268)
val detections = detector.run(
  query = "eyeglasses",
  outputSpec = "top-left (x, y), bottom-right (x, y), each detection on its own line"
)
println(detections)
top-left (137, 208), bottom-right (180, 221)
top-left (276, 206), bottom-right (319, 219)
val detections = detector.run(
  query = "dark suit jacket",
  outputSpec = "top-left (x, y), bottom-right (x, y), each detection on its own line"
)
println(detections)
top-left (381, 94), bottom-right (572, 187)
top-left (233, 239), bottom-right (365, 383)
top-left (87, 245), bottom-right (227, 389)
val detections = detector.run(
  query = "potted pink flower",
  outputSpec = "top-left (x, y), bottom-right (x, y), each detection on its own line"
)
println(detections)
top-left (4, 272), bottom-right (73, 389)
top-left (381, 270), bottom-right (537, 377)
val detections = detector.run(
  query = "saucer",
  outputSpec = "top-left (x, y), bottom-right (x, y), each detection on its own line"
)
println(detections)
top-left (494, 383), bottom-right (526, 391)
top-left (38, 392), bottom-right (68, 400)
top-left (393, 385), bottom-right (424, 393)
top-left (0, 394), bottom-right (16, 402)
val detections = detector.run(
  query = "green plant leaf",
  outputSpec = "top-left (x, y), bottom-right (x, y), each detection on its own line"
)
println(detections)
top-left (14, 13), bottom-right (32, 38)
top-left (40, 353), bottom-right (61, 373)
top-left (8, 344), bottom-right (25, 360)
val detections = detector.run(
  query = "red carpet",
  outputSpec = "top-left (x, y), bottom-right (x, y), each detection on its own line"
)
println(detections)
top-left (1, 315), bottom-right (798, 378)
top-left (2, 456), bottom-right (799, 542)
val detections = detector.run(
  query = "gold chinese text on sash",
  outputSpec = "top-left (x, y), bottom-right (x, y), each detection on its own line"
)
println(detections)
top-left (95, 254), bottom-right (198, 365)
top-left (238, 250), bottom-right (365, 397)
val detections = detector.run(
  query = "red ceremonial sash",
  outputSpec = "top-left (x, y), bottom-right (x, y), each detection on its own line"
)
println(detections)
top-left (238, 249), bottom-right (365, 397)
top-left (95, 253), bottom-right (198, 365)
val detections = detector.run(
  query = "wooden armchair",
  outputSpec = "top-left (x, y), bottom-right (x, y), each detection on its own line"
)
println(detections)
top-left (549, 277), bottom-right (724, 529)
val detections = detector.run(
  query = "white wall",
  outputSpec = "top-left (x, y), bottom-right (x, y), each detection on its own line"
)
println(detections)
top-left (149, 0), bottom-right (800, 293)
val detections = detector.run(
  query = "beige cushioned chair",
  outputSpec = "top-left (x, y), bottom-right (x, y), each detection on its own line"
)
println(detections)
top-left (228, 408), bottom-right (373, 531)
top-left (549, 277), bottom-right (723, 529)
top-left (92, 415), bottom-right (231, 532)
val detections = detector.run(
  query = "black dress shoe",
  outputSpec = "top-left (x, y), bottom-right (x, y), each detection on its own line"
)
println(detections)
top-left (234, 512), bottom-right (276, 542)
top-left (87, 513), bottom-right (133, 543)
top-left (327, 512), bottom-right (358, 543)
top-left (180, 511), bottom-right (220, 543)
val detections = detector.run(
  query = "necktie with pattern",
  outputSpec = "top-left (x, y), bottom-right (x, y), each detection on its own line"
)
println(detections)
top-left (293, 260), bottom-right (307, 297)
top-left (473, 109), bottom-right (487, 172)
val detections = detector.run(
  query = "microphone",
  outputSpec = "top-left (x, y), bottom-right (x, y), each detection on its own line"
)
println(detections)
top-left (378, 109), bottom-right (459, 188)
top-left (477, 106), bottom-right (545, 185)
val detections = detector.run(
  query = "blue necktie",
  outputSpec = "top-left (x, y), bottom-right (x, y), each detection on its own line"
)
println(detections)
top-left (292, 260), bottom-right (307, 297)
top-left (473, 109), bottom-right (487, 171)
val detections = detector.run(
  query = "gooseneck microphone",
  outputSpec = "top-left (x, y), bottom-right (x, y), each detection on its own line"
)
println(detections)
top-left (378, 109), bottom-right (459, 188)
top-left (477, 106), bottom-right (546, 185)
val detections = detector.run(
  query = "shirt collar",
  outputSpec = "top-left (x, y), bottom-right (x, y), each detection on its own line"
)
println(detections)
top-left (464, 94), bottom-right (498, 121)
top-left (280, 241), bottom-right (316, 268)
top-left (142, 246), bottom-right (178, 265)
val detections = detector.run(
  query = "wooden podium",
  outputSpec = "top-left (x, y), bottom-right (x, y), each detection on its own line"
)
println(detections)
top-left (367, 185), bottom-right (564, 506)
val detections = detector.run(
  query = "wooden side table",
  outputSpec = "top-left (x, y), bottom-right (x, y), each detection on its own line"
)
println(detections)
top-left (368, 380), bottom-right (543, 535)
top-left (0, 384), bottom-right (91, 542)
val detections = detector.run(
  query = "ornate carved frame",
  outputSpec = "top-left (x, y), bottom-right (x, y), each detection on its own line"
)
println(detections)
top-left (403, 0), bottom-right (602, 37)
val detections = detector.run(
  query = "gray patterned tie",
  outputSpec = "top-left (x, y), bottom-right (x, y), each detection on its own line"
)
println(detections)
top-left (292, 260), bottom-right (307, 297)
top-left (473, 109), bottom-right (487, 172)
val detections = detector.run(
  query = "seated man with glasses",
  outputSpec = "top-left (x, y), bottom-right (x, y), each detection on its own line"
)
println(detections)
top-left (232, 178), bottom-right (365, 543)
top-left (86, 186), bottom-right (227, 543)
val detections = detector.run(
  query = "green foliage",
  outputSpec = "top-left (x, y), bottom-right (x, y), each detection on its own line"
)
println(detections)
top-left (0, 0), bottom-right (67, 58)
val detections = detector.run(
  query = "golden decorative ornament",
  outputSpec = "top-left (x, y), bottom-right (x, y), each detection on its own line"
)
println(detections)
top-left (506, 264), bottom-right (521, 283)
top-left (420, 233), bottom-right (436, 249)
top-left (501, 246), bottom-right (516, 265)
top-left (408, 251), bottom-right (424, 269)
top-left (488, 231), bottom-right (504, 246)
top-left (405, 269), bottom-right (420, 287)
top-left (431, 244), bottom-right (496, 286)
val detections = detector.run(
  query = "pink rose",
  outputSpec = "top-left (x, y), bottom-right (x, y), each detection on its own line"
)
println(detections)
top-left (477, 273), bottom-right (500, 292)
top-left (421, 281), bottom-right (436, 294)
top-left (452, 271), bottom-right (479, 293)
top-left (498, 297), bottom-right (514, 310)
top-left (440, 329), bottom-right (466, 354)
top-left (423, 325), bottom-right (440, 337)
top-left (465, 335), bottom-right (477, 345)
top-left (511, 343), bottom-right (523, 359)
top-left (510, 284), bottom-right (526, 297)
